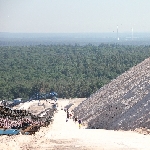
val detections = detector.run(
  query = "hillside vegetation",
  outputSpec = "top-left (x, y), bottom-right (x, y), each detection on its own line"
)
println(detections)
top-left (1, 44), bottom-right (150, 99)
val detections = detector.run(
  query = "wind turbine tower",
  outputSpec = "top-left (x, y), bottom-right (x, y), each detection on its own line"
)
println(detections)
top-left (132, 27), bottom-right (133, 40)
top-left (117, 25), bottom-right (119, 41)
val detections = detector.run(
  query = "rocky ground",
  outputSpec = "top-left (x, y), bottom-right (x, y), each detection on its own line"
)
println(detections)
top-left (0, 99), bottom-right (150, 150)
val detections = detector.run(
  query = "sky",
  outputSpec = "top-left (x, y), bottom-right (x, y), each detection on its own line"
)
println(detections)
top-left (0, 0), bottom-right (150, 33)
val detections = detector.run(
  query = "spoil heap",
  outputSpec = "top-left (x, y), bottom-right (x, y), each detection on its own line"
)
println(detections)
top-left (74, 57), bottom-right (150, 130)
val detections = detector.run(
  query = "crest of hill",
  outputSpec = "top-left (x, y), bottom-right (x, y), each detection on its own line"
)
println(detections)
top-left (74, 57), bottom-right (150, 130)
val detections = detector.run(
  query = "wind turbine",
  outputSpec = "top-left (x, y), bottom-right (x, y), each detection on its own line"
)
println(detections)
top-left (131, 27), bottom-right (133, 40)
top-left (117, 25), bottom-right (119, 41)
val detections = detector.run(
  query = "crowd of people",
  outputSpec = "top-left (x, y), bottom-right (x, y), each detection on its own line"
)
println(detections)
top-left (0, 105), bottom-right (51, 130)
top-left (0, 102), bottom-right (82, 131)
top-left (0, 117), bottom-right (45, 129)
top-left (64, 107), bottom-right (82, 129)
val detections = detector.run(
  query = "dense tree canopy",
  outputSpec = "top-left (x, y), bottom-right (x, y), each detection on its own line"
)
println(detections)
top-left (1, 44), bottom-right (150, 100)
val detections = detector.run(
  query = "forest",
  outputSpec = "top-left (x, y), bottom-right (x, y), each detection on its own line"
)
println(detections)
top-left (1, 44), bottom-right (150, 100)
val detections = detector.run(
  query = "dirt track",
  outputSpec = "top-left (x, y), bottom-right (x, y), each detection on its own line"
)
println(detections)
top-left (0, 99), bottom-right (150, 150)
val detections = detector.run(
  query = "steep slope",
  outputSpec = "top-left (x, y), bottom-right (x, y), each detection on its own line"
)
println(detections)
top-left (74, 57), bottom-right (150, 130)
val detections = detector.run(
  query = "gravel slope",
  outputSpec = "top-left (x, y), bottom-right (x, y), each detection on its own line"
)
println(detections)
top-left (74, 57), bottom-right (150, 130)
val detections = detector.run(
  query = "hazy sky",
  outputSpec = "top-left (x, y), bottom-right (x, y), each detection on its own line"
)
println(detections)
top-left (0, 0), bottom-right (150, 33)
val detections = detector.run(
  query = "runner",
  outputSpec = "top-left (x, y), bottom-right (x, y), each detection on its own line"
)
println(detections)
top-left (69, 113), bottom-right (72, 119)
top-left (66, 111), bottom-right (69, 122)
top-left (66, 118), bottom-right (68, 122)
top-left (72, 115), bottom-right (75, 121)
top-left (78, 119), bottom-right (82, 129)
top-left (74, 116), bottom-right (78, 123)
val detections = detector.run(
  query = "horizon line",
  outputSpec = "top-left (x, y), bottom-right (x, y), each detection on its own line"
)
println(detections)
top-left (1, 32), bottom-right (150, 34)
